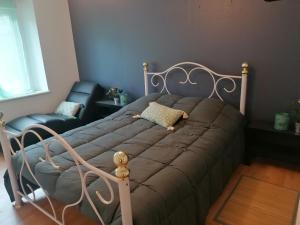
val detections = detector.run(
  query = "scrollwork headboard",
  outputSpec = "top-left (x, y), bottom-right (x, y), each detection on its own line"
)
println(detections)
top-left (143, 62), bottom-right (249, 115)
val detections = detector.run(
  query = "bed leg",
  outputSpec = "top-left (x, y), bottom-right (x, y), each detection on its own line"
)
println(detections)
top-left (0, 115), bottom-right (22, 208)
top-left (118, 179), bottom-right (133, 225)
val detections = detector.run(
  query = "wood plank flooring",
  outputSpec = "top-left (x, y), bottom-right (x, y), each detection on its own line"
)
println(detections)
top-left (216, 176), bottom-right (299, 225)
top-left (206, 158), bottom-right (300, 225)
top-left (1, 154), bottom-right (300, 225)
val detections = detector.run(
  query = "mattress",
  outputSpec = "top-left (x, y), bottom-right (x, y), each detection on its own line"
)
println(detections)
top-left (11, 93), bottom-right (245, 225)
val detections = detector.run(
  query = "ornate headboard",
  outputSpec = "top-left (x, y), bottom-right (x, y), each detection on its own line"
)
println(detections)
top-left (143, 62), bottom-right (249, 115)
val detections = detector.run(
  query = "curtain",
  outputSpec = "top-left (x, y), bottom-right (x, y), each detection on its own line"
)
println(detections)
top-left (0, 7), bottom-right (31, 100)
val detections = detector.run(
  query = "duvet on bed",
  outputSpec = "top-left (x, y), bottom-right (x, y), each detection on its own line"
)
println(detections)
top-left (11, 93), bottom-right (245, 225)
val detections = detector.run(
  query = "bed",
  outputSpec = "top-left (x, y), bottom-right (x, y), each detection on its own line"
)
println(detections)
top-left (0, 61), bottom-right (249, 225)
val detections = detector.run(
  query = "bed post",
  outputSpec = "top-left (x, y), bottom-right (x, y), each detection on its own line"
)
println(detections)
top-left (143, 62), bottom-right (149, 96)
top-left (240, 63), bottom-right (249, 115)
top-left (114, 151), bottom-right (133, 225)
top-left (0, 113), bottom-right (22, 208)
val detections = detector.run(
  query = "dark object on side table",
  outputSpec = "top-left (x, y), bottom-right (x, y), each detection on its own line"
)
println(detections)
top-left (95, 100), bottom-right (126, 119)
top-left (246, 121), bottom-right (300, 164)
top-left (5, 81), bottom-right (104, 150)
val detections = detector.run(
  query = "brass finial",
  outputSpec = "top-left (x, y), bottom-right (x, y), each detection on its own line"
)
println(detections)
top-left (113, 151), bottom-right (129, 179)
top-left (241, 62), bottom-right (249, 76)
top-left (143, 62), bottom-right (148, 72)
top-left (0, 112), bottom-right (5, 128)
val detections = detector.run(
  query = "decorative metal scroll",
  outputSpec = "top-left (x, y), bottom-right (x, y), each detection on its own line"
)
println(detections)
top-left (1, 123), bottom-right (132, 225)
top-left (145, 62), bottom-right (243, 102)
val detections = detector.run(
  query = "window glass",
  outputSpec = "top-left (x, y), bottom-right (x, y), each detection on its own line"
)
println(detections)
top-left (0, 7), bottom-right (31, 100)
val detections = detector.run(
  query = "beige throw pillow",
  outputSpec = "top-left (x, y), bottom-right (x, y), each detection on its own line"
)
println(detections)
top-left (55, 101), bottom-right (81, 117)
top-left (139, 102), bottom-right (188, 130)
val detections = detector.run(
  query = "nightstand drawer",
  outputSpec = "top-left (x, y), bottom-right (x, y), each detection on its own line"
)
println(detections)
top-left (246, 121), bottom-right (300, 164)
top-left (95, 100), bottom-right (125, 119)
top-left (248, 129), bottom-right (300, 150)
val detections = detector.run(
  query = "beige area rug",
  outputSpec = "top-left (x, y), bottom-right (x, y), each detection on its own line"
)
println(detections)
top-left (215, 176), bottom-right (300, 225)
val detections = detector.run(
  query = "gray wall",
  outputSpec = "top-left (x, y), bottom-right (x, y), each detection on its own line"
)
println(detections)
top-left (68, 0), bottom-right (300, 121)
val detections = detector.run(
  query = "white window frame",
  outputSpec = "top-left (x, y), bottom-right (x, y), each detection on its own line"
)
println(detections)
top-left (0, 0), bottom-right (49, 102)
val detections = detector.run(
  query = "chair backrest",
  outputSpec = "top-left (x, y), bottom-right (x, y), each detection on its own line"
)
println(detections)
top-left (66, 81), bottom-right (104, 123)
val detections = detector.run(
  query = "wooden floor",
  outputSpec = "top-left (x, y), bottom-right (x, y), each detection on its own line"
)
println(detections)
top-left (216, 176), bottom-right (299, 225)
top-left (0, 154), bottom-right (300, 225)
top-left (206, 158), bottom-right (300, 225)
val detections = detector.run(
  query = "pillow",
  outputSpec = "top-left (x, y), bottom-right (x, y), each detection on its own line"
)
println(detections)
top-left (137, 102), bottom-right (188, 130)
top-left (55, 101), bottom-right (81, 117)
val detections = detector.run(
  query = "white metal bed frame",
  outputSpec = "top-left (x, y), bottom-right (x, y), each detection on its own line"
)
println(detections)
top-left (143, 62), bottom-right (249, 115)
top-left (0, 62), bottom-right (248, 225)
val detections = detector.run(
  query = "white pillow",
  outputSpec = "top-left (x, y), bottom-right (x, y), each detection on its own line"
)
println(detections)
top-left (55, 101), bottom-right (81, 117)
top-left (134, 102), bottom-right (188, 130)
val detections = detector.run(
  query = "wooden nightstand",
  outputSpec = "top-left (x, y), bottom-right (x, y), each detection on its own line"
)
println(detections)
top-left (95, 100), bottom-right (126, 119)
top-left (246, 121), bottom-right (300, 164)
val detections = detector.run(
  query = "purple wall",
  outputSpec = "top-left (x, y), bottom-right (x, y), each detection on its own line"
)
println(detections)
top-left (68, 0), bottom-right (300, 121)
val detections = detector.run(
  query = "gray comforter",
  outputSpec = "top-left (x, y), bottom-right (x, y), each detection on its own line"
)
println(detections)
top-left (12, 93), bottom-right (245, 225)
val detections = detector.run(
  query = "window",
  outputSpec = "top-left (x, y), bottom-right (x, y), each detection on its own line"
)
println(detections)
top-left (0, 0), bottom-right (48, 101)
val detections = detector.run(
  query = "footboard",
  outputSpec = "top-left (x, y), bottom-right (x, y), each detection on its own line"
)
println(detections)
top-left (0, 112), bottom-right (133, 225)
